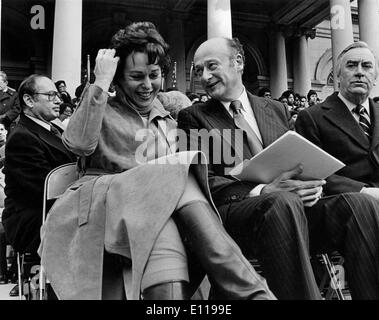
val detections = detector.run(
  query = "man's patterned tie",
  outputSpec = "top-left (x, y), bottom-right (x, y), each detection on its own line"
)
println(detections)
top-left (230, 100), bottom-right (263, 155)
top-left (354, 104), bottom-right (371, 140)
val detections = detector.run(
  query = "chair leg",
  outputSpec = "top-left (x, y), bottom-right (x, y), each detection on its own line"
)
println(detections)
top-left (321, 254), bottom-right (345, 300)
top-left (16, 253), bottom-right (22, 300)
top-left (39, 266), bottom-right (45, 300)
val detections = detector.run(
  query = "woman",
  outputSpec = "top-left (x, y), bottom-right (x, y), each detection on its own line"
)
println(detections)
top-left (58, 103), bottom-right (73, 129)
top-left (39, 22), bottom-right (275, 300)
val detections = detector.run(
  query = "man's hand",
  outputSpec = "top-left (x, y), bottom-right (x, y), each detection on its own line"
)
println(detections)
top-left (261, 164), bottom-right (326, 207)
top-left (94, 49), bottom-right (120, 92)
top-left (361, 187), bottom-right (379, 201)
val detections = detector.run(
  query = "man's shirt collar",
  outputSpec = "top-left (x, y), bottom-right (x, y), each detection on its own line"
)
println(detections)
top-left (24, 114), bottom-right (52, 131)
top-left (338, 92), bottom-right (370, 115)
top-left (221, 87), bottom-right (249, 113)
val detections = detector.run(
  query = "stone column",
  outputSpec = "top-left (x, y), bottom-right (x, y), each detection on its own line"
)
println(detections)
top-left (207, 0), bottom-right (232, 38)
top-left (293, 34), bottom-right (311, 96)
top-left (166, 18), bottom-right (186, 92)
top-left (269, 30), bottom-right (288, 99)
top-left (51, 0), bottom-right (82, 96)
top-left (358, 0), bottom-right (379, 97)
top-left (0, 0), bottom-right (2, 69)
top-left (329, 0), bottom-right (354, 91)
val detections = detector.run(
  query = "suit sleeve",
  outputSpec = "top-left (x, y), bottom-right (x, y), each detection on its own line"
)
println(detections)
top-left (296, 109), bottom-right (366, 194)
top-left (4, 131), bottom-right (55, 206)
top-left (177, 108), bottom-right (239, 195)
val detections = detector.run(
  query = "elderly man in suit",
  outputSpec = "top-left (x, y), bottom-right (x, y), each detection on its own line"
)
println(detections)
top-left (177, 37), bottom-right (379, 299)
top-left (2, 74), bottom-right (76, 257)
top-left (0, 71), bottom-right (21, 131)
top-left (296, 41), bottom-right (379, 199)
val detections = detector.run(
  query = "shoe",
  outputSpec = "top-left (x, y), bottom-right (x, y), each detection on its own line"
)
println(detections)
top-left (0, 274), bottom-right (8, 284)
top-left (175, 200), bottom-right (276, 300)
top-left (9, 284), bottom-right (19, 297)
top-left (142, 281), bottom-right (190, 300)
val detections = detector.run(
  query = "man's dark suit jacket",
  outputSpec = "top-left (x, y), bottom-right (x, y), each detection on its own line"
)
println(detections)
top-left (2, 114), bottom-right (76, 253)
top-left (0, 88), bottom-right (21, 130)
top-left (296, 92), bottom-right (379, 195)
top-left (177, 91), bottom-right (293, 207)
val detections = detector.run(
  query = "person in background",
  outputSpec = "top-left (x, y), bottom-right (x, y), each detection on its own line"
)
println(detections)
top-left (0, 118), bottom-right (8, 285)
top-left (2, 74), bottom-right (76, 296)
top-left (281, 90), bottom-right (295, 113)
top-left (307, 89), bottom-right (318, 107)
top-left (298, 95), bottom-right (307, 111)
top-left (0, 120), bottom-right (7, 168)
top-left (294, 93), bottom-right (301, 109)
top-left (279, 95), bottom-right (289, 110)
top-left (58, 103), bottom-right (74, 129)
top-left (0, 71), bottom-right (21, 132)
top-left (2, 75), bottom-right (75, 257)
top-left (55, 80), bottom-right (73, 105)
top-left (257, 87), bottom-right (272, 99)
top-left (186, 92), bottom-right (200, 104)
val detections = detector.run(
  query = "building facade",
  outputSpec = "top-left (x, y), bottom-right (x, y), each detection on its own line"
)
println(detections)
top-left (1, 0), bottom-right (378, 101)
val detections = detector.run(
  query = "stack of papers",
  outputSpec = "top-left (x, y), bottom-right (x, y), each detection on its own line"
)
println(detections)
top-left (230, 131), bottom-right (345, 183)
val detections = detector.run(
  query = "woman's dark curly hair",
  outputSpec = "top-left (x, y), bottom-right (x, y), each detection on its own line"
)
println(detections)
top-left (110, 21), bottom-right (171, 85)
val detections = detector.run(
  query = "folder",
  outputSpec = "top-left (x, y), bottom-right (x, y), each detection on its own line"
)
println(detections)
top-left (230, 131), bottom-right (345, 183)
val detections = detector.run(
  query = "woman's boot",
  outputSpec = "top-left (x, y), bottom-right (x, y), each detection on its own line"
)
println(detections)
top-left (175, 201), bottom-right (276, 300)
top-left (142, 280), bottom-right (190, 300)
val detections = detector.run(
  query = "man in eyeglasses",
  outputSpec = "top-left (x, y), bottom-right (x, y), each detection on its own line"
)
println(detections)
top-left (1, 74), bottom-right (76, 295)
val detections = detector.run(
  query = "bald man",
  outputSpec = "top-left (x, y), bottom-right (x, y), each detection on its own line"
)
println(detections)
top-left (177, 37), bottom-right (379, 299)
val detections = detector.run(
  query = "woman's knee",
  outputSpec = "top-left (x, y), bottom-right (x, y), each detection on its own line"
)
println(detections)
top-left (177, 171), bottom-right (207, 208)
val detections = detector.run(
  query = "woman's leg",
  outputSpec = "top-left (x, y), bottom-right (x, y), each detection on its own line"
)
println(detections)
top-left (174, 171), bottom-right (276, 300)
top-left (141, 218), bottom-right (191, 300)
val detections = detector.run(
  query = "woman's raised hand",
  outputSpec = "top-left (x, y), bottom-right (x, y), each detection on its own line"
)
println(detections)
top-left (94, 49), bottom-right (120, 92)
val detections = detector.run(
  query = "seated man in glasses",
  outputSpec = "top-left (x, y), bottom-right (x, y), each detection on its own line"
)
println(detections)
top-left (2, 75), bottom-right (76, 288)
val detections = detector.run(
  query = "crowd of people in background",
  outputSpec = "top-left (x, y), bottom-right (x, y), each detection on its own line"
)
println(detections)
top-left (185, 86), bottom-right (322, 124)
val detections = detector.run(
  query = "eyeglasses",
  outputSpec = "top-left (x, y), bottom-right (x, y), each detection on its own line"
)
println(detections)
top-left (33, 91), bottom-right (60, 101)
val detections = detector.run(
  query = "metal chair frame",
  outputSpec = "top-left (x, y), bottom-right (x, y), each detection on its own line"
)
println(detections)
top-left (38, 162), bottom-right (79, 300)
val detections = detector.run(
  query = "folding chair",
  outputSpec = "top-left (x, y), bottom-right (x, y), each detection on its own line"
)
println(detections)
top-left (248, 253), bottom-right (346, 300)
top-left (316, 252), bottom-right (349, 300)
top-left (38, 162), bottom-right (79, 300)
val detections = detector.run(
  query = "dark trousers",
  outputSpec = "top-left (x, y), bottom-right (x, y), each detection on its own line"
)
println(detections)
top-left (217, 190), bottom-right (379, 300)
top-left (0, 222), bottom-right (7, 277)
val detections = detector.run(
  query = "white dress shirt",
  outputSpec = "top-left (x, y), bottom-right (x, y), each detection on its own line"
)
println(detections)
top-left (25, 114), bottom-right (52, 131)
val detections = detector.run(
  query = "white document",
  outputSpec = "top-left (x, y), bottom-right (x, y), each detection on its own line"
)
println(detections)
top-left (230, 131), bottom-right (345, 183)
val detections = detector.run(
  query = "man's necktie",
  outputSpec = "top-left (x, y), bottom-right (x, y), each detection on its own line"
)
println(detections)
top-left (50, 124), bottom-right (62, 139)
top-left (230, 100), bottom-right (263, 155)
top-left (354, 104), bottom-right (371, 140)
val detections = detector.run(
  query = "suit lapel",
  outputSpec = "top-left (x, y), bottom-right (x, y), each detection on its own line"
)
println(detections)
top-left (248, 92), bottom-right (287, 147)
top-left (322, 93), bottom-right (370, 149)
top-left (19, 114), bottom-right (70, 156)
top-left (369, 99), bottom-right (379, 166)
top-left (202, 99), bottom-right (249, 163)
